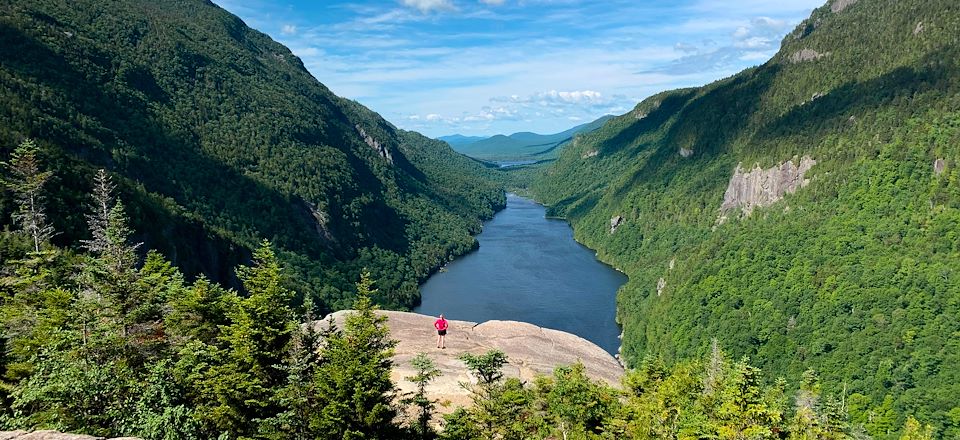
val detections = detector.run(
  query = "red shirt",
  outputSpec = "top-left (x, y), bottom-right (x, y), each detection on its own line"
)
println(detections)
top-left (434, 318), bottom-right (448, 331)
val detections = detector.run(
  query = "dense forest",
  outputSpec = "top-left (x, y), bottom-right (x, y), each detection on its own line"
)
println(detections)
top-left (0, 160), bottom-right (938, 437)
top-left (0, 0), bottom-right (505, 315)
top-left (3, 0), bottom-right (959, 437)
top-left (532, 0), bottom-right (960, 437)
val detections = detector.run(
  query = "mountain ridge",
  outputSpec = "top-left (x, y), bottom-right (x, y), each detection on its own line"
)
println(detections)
top-left (532, 0), bottom-right (960, 435)
top-left (440, 115), bottom-right (615, 161)
top-left (0, 0), bottom-right (504, 312)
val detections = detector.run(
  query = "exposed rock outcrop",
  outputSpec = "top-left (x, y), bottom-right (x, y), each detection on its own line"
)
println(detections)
top-left (356, 125), bottom-right (393, 164)
top-left (679, 147), bottom-right (694, 158)
top-left (934, 158), bottom-right (946, 175)
top-left (610, 215), bottom-right (624, 233)
top-left (582, 150), bottom-right (599, 159)
top-left (0, 431), bottom-right (139, 440)
top-left (656, 277), bottom-right (666, 297)
top-left (789, 49), bottom-right (828, 63)
top-left (831, 0), bottom-right (858, 13)
top-left (315, 310), bottom-right (623, 412)
top-left (718, 156), bottom-right (816, 223)
top-left (914, 21), bottom-right (925, 35)
top-left (304, 201), bottom-right (336, 243)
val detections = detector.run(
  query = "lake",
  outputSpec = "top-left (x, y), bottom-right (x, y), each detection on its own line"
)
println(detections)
top-left (415, 193), bottom-right (627, 355)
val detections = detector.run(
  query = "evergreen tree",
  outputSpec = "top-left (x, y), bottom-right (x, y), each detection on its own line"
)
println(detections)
top-left (404, 352), bottom-right (442, 439)
top-left (265, 303), bottom-right (324, 440)
top-left (311, 270), bottom-right (400, 439)
top-left (458, 350), bottom-right (508, 386)
top-left (538, 362), bottom-right (617, 439)
top-left (193, 240), bottom-right (295, 436)
top-left (1, 139), bottom-right (55, 253)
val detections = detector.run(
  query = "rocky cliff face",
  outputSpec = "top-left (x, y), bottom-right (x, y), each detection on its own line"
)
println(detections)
top-left (718, 156), bottom-right (816, 222)
top-left (315, 310), bottom-right (623, 412)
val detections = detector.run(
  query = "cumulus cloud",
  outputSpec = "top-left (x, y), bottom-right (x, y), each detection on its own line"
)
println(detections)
top-left (281, 24), bottom-right (297, 35)
top-left (648, 15), bottom-right (794, 75)
top-left (399, 89), bottom-right (631, 133)
top-left (401, 0), bottom-right (454, 13)
top-left (494, 90), bottom-right (606, 105)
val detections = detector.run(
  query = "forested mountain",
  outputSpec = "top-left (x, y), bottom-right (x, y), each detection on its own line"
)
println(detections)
top-left (533, 0), bottom-right (960, 436)
top-left (0, 0), bottom-right (504, 313)
top-left (442, 115), bottom-right (614, 162)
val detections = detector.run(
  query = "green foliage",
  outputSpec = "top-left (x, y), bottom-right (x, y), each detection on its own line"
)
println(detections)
top-left (1, 139), bottom-right (55, 252)
top-left (0, 0), bottom-right (503, 314)
top-left (301, 271), bottom-right (401, 439)
top-left (899, 417), bottom-right (935, 440)
top-left (531, 0), bottom-right (960, 433)
top-left (403, 353), bottom-right (443, 439)
top-left (458, 350), bottom-right (508, 385)
top-left (6, 340), bottom-right (139, 436)
top-left (537, 362), bottom-right (618, 439)
top-left (186, 240), bottom-right (295, 436)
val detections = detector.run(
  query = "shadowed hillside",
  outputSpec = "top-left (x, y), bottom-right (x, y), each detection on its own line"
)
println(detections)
top-left (0, 0), bottom-right (504, 312)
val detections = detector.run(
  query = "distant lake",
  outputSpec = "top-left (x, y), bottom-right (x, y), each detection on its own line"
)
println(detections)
top-left (415, 193), bottom-right (627, 355)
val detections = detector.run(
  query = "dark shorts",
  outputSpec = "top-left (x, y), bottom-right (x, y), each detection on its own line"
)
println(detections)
top-left (437, 329), bottom-right (447, 336)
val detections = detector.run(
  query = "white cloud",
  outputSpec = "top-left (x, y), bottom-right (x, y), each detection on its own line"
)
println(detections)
top-left (281, 24), bottom-right (297, 35)
top-left (480, 0), bottom-right (506, 5)
top-left (401, 0), bottom-right (454, 13)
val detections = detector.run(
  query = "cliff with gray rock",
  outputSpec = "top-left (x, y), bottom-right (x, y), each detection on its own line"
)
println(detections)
top-left (718, 156), bottom-right (816, 223)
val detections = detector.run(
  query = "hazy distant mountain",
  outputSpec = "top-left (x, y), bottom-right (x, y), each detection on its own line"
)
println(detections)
top-left (440, 115), bottom-right (614, 161)
top-left (437, 134), bottom-right (488, 149)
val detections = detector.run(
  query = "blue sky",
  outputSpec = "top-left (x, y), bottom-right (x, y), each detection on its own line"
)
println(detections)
top-left (213, 0), bottom-right (826, 137)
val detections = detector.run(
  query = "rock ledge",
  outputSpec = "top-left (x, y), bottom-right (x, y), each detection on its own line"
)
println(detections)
top-left (315, 310), bottom-right (624, 411)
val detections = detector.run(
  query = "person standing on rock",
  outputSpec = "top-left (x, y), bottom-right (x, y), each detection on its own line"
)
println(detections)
top-left (434, 314), bottom-right (448, 349)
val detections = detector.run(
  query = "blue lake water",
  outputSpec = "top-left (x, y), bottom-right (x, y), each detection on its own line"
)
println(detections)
top-left (415, 193), bottom-right (627, 355)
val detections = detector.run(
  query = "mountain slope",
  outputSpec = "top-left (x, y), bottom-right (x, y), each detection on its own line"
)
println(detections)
top-left (533, 0), bottom-right (960, 435)
top-left (0, 0), bottom-right (504, 311)
top-left (447, 115), bottom-right (614, 161)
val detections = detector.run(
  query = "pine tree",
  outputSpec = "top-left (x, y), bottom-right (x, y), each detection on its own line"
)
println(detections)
top-left (199, 240), bottom-right (295, 436)
top-left (266, 302), bottom-right (324, 440)
top-left (404, 353), bottom-right (442, 439)
top-left (458, 350), bottom-right (508, 386)
top-left (81, 169), bottom-right (116, 255)
top-left (1, 139), bottom-right (55, 252)
top-left (81, 169), bottom-right (141, 273)
top-left (311, 270), bottom-right (400, 439)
